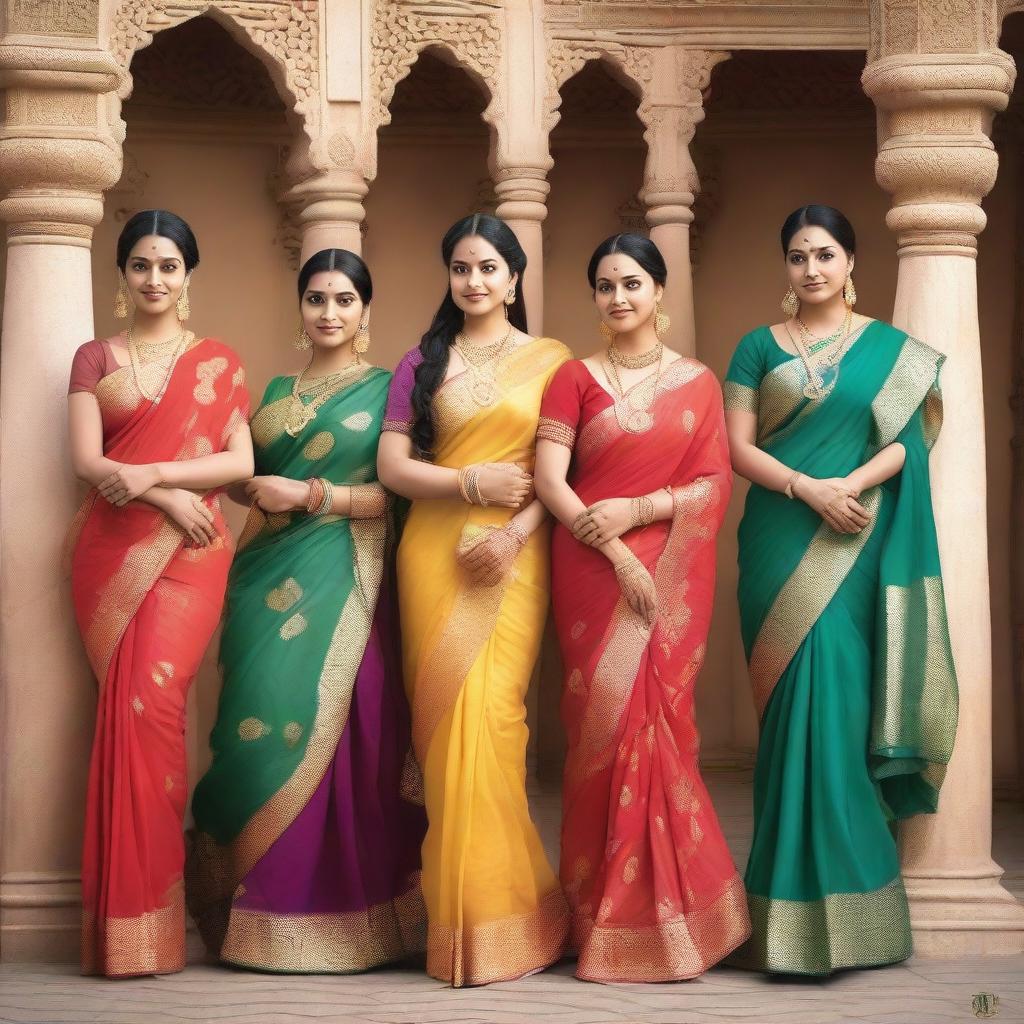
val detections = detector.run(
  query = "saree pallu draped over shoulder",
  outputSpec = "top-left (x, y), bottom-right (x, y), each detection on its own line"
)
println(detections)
top-left (544, 359), bottom-right (751, 983)
top-left (724, 321), bottom-right (957, 975)
top-left (187, 367), bottom-right (426, 973)
top-left (69, 339), bottom-right (249, 977)
top-left (385, 338), bottom-right (571, 987)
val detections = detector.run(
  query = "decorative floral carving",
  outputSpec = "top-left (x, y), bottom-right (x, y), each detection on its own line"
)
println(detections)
top-left (8, 0), bottom-right (98, 36)
top-left (370, 1), bottom-right (502, 130)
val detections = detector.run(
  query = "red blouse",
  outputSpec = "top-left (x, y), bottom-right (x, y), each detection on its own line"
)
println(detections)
top-left (68, 339), bottom-right (123, 394)
top-left (537, 360), bottom-right (614, 448)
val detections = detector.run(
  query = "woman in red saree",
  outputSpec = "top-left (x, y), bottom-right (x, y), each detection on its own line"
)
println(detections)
top-left (535, 234), bottom-right (749, 982)
top-left (67, 210), bottom-right (253, 976)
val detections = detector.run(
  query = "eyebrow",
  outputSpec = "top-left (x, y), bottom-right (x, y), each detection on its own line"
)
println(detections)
top-left (596, 274), bottom-right (642, 283)
top-left (129, 254), bottom-right (182, 263)
top-left (305, 289), bottom-right (357, 297)
top-left (451, 257), bottom-right (497, 265)
top-left (787, 245), bottom-right (835, 254)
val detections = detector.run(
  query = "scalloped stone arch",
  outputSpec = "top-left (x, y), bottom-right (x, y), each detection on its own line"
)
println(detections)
top-left (109, 1), bottom-right (317, 144)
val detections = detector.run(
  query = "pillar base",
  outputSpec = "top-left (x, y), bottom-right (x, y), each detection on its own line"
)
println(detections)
top-left (0, 872), bottom-right (80, 963)
top-left (906, 866), bottom-right (1024, 956)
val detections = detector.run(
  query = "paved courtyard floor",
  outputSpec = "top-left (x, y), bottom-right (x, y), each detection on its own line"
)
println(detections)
top-left (2, 771), bottom-right (1022, 1024)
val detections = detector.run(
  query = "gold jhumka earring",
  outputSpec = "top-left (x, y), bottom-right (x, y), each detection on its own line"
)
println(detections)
top-left (176, 274), bottom-right (192, 322)
top-left (782, 286), bottom-right (800, 319)
top-left (653, 302), bottom-right (670, 340)
top-left (114, 275), bottom-right (131, 319)
top-left (294, 321), bottom-right (312, 351)
top-left (503, 285), bottom-right (516, 320)
top-left (353, 316), bottom-right (370, 356)
top-left (843, 274), bottom-right (857, 308)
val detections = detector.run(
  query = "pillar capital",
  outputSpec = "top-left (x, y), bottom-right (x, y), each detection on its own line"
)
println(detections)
top-left (862, 52), bottom-right (1015, 255)
top-left (283, 167), bottom-right (369, 262)
top-left (0, 44), bottom-right (123, 248)
top-left (493, 163), bottom-right (550, 225)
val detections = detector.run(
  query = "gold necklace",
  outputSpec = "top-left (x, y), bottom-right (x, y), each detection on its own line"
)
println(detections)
top-left (127, 326), bottom-right (190, 402)
top-left (786, 313), bottom-right (856, 401)
top-left (285, 360), bottom-right (364, 437)
top-left (453, 325), bottom-right (516, 407)
top-left (603, 345), bottom-right (665, 434)
top-left (608, 341), bottom-right (663, 369)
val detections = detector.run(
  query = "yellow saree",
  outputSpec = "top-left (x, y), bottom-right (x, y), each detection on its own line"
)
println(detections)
top-left (383, 338), bottom-right (570, 986)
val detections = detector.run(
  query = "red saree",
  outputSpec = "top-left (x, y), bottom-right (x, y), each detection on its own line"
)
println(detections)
top-left (539, 358), bottom-right (750, 982)
top-left (68, 337), bottom-right (249, 976)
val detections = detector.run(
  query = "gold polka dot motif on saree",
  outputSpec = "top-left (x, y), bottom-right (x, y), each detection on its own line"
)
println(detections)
top-left (265, 578), bottom-right (303, 613)
top-left (681, 409), bottom-right (696, 434)
top-left (151, 660), bottom-right (174, 688)
top-left (341, 410), bottom-right (373, 432)
top-left (280, 612), bottom-right (308, 641)
top-left (570, 619), bottom-right (587, 641)
top-left (623, 856), bottom-right (639, 885)
top-left (282, 722), bottom-right (304, 748)
top-left (238, 717), bottom-right (272, 742)
top-left (302, 431), bottom-right (335, 461)
top-left (131, 696), bottom-right (144, 715)
top-left (193, 356), bottom-right (229, 405)
top-left (567, 668), bottom-right (585, 695)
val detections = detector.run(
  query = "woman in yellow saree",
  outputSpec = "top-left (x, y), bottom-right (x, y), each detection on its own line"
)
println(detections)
top-left (378, 214), bottom-right (570, 986)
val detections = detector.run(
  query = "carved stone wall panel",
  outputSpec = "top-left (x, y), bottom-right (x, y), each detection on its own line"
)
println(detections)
top-left (369, 0), bottom-right (503, 133)
top-left (8, 0), bottom-right (98, 37)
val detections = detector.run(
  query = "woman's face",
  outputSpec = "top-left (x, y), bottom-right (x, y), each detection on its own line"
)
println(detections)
top-left (784, 224), bottom-right (853, 311)
top-left (123, 235), bottom-right (188, 319)
top-left (300, 270), bottom-right (365, 351)
top-left (593, 253), bottom-right (663, 338)
top-left (448, 235), bottom-right (517, 320)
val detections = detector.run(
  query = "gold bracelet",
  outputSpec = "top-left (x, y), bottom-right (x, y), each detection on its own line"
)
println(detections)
top-left (457, 466), bottom-right (473, 505)
top-left (305, 477), bottom-right (324, 514)
top-left (506, 520), bottom-right (529, 548)
top-left (630, 495), bottom-right (655, 528)
top-left (316, 477), bottom-right (334, 516)
top-left (784, 470), bottom-right (803, 500)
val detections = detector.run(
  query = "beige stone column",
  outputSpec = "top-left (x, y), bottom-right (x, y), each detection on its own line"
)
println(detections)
top-left (863, 45), bottom-right (1024, 955)
top-left (494, 164), bottom-right (549, 336)
top-left (288, 167), bottom-right (369, 263)
top-left (0, 42), bottom-right (122, 962)
top-left (639, 47), bottom-right (726, 358)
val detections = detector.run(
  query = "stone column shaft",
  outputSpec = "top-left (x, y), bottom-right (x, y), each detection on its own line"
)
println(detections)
top-left (494, 165), bottom-right (549, 336)
top-left (863, 49), bottom-right (1024, 956)
top-left (0, 42), bottom-right (122, 962)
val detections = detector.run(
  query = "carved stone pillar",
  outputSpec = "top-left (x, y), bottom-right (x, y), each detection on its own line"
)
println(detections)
top-left (494, 165), bottom-right (549, 336)
top-left (639, 48), bottom-right (726, 358)
top-left (0, 41), bottom-right (122, 961)
top-left (287, 167), bottom-right (369, 264)
top-left (863, 41), bottom-right (1024, 954)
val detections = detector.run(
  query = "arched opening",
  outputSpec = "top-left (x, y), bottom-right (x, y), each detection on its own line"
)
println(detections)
top-left (91, 15), bottom-right (301, 787)
top-left (364, 49), bottom-right (492, 372)
top-left (544, 59), bottom-right (646, 356)
top-left (988, 11), bottom-right (1024, 802)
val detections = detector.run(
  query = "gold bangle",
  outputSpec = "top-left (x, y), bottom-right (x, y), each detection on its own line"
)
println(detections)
top-left (457, 466), bottom-right (473, 505)
top-left (784, 470), bottom-right (803, 500)
top-left (630, 494), bottom-right (655, 527)
top-left (506, 521), bottom-right (529, 548)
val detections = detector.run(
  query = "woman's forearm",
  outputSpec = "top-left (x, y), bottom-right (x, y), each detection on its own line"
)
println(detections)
top-left (74, 453), bottom-right (169, 509)
top-left (377, 452), bottom-right (461, 501)
top-left (847, 442), bottom-right (906, 493)
top-left (730, 440), bottom-right (798, 494)
top-left (509, 497), bottom-right (548, 536)
top-left (534, 473), bottom-right (588, 531)
top-left (155, 449), bottom-right (253, 490)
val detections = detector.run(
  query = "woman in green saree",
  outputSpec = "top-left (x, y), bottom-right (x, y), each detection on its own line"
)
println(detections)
top-left (187, 249), bottom-right (425, 972)
top-left (724, 205), bottom-right (957, 975)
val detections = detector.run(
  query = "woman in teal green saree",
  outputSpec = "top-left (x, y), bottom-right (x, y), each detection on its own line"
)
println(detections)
top-left (724, 206), bottom-right (957, 975)
top-left (187, 249), bottom-right (425, 972)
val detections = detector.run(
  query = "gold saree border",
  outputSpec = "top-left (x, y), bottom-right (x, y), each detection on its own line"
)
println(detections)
top-left (219, 872), bottom-right (426, 973)
top-left (876, 577), bottom-right (957, 768)
top-left (722, 380), bottom-right (757, 415)
top-left (188, 516), bottom-right (387, 943)
top-left (729, 878), bottom-right (911, 976)
top-left (81, 882), bottom-right (185, 977)
top-left (870, 335), bottom-right (943, 450)
top-left (426, 886), bottom-right (569, 988)
top-left (433, 337), bottom-right (570, 441)
top-left (84, 519), bottom-right (185, 684)
top-left (571, 875), bottom-right (750, 983)
top-left (749, 487), bottom-right (882, 719)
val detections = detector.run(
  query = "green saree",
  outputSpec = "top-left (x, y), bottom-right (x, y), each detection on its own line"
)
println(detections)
top-left (187, 367), bottom-right (425, 972)
top-left (724, 320), bottom-right (957, 975)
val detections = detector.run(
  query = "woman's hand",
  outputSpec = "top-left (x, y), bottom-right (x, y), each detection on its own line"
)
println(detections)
top-left (97, 463), bottom-right (162, 506)
top-left (612, 552), bottom-right (658, 628)
top-left (245, 475), bottom-right (309, 514)
top-left (572, 497), bottom-right (635, 547)
top-left (456, 523), bottom-right (528, 587)
top-left (151, 488), bottom-right (217, 547)
top-left (792, 474), bottom-right (870, 534)
top-left (475, 463), bottom-right (533, 509)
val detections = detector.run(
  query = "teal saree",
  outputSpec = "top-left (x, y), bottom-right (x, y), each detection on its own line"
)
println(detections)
top-left (187, 367), bottom-right (425, 972)
top-left (724, 320), bottom-right (957, 975)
